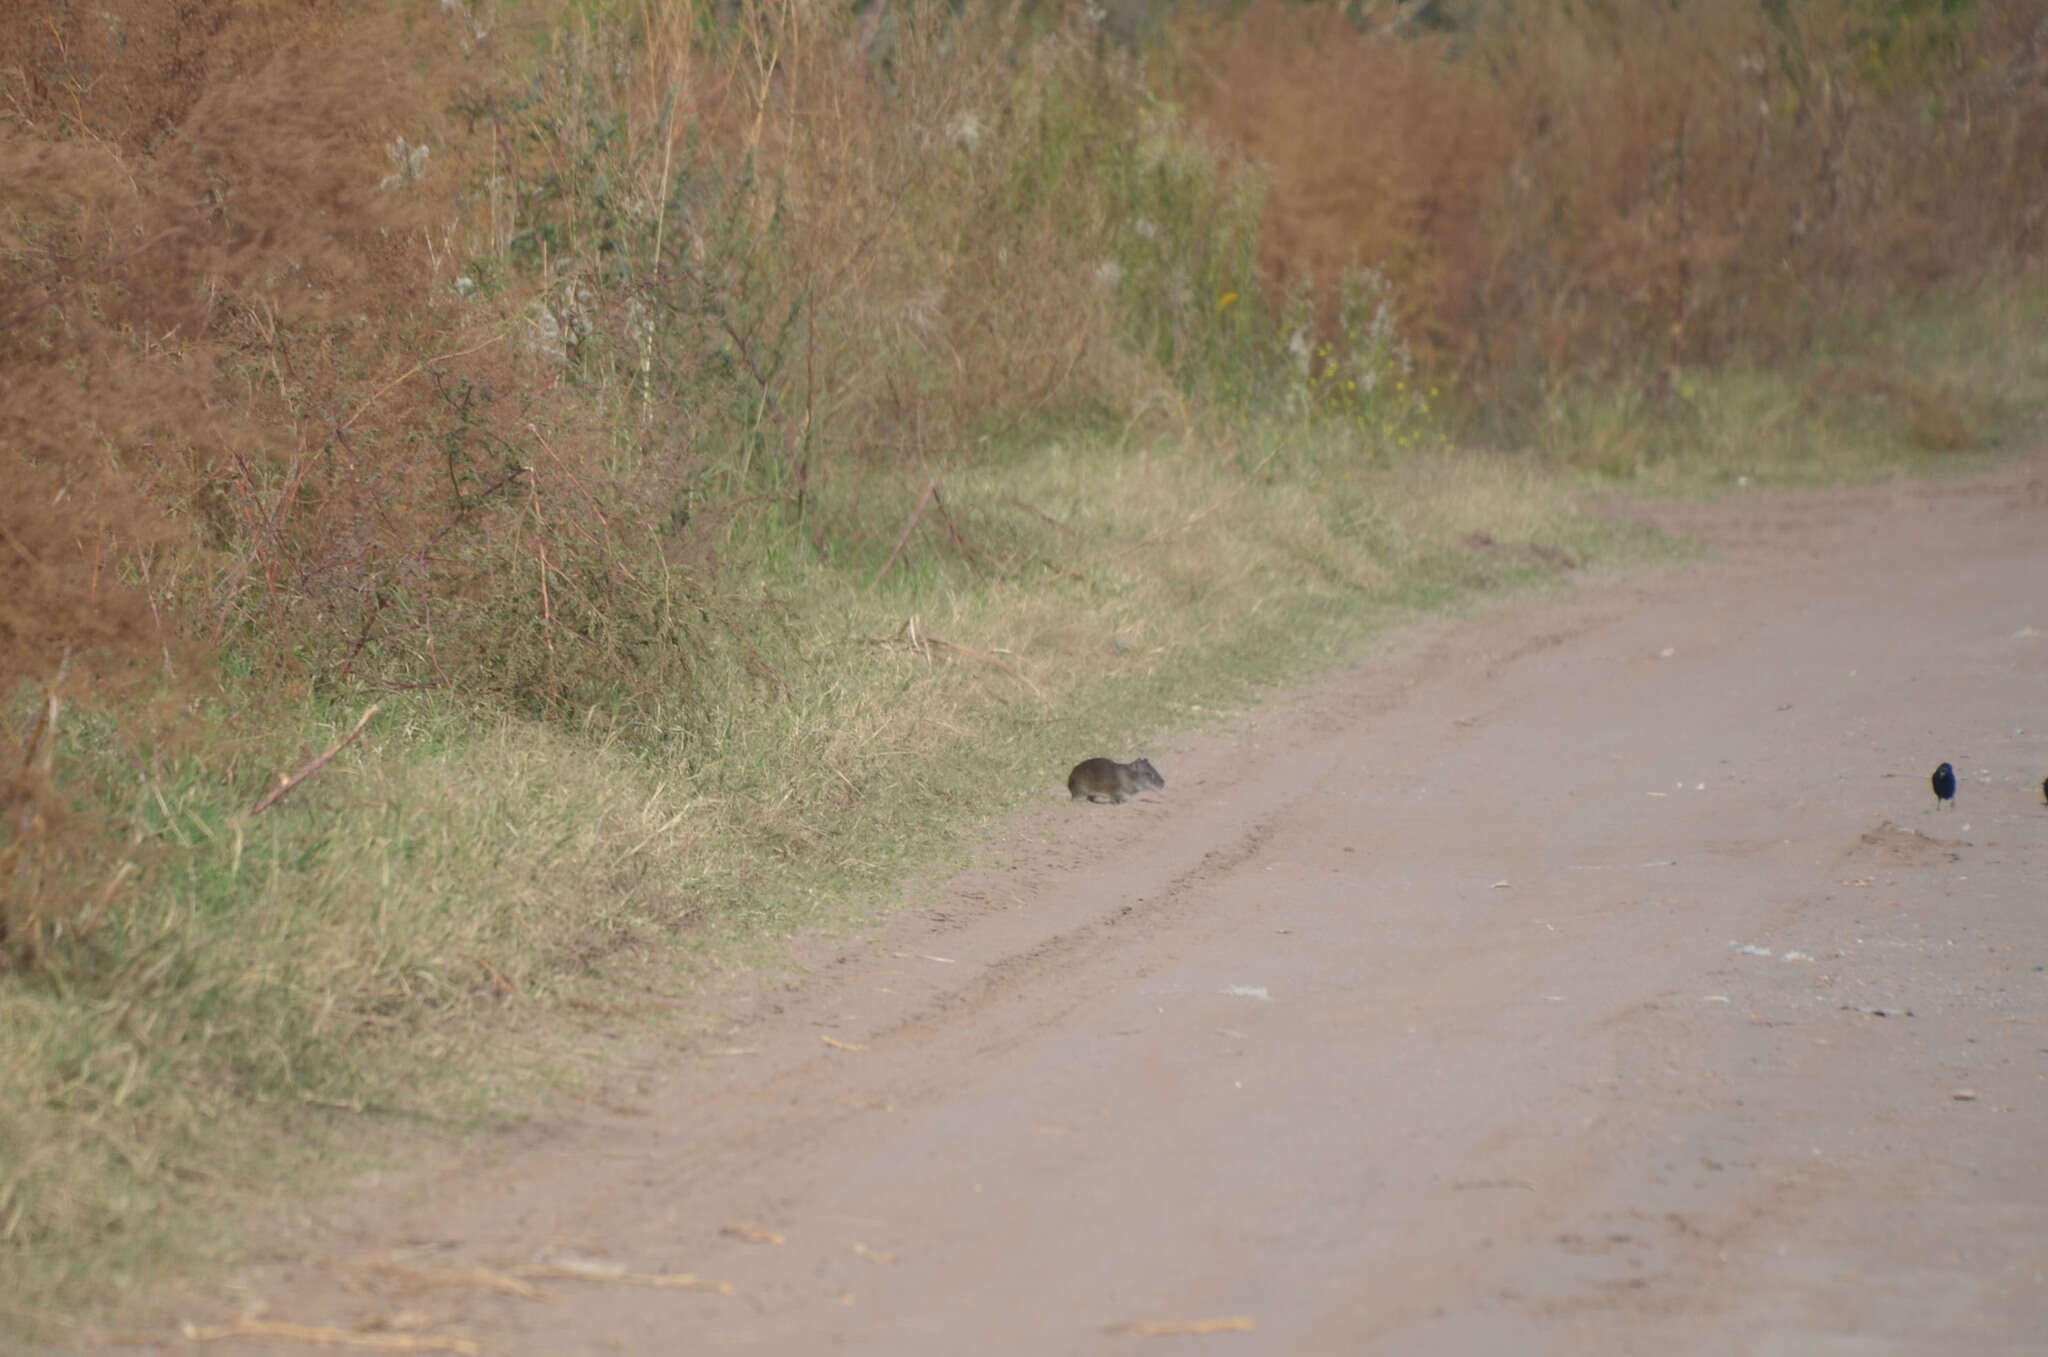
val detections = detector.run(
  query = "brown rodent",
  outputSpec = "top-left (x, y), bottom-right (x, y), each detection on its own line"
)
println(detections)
top-left (1066, 756), bottom-right (1165, 805)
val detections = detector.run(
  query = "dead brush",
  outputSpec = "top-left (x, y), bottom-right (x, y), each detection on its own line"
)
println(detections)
top-left (1180, 0), bottom-right (2048, 409)
top-left (1802, 355), bottom-right (1997, 455)
top-left (1182, 0), bottom-right (1511, 367)
top-left (593, 0), bottom-right (1220, 478)
top-left (1470, 0), bottom-right (2048, 387)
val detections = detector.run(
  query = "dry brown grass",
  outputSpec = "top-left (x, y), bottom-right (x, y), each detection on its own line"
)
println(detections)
top-left (0, 0), bottom-right (744, 955)
top-left (1182, 1), bottom-right (1512, 356)
top-left (1179, 0), bottom-right (2048, 395)
top-left (0, 4), bottom-right (1299, 1329)
top-left (536, 0), bottom-right (1178, 477)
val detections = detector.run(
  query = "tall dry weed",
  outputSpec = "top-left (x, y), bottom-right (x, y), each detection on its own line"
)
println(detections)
top-left (1470, 0), bottom-right (2048, 386)
top-left (1178, 0), bottom-right (2048, 403)
top-left (532, 0), bottom-right (1183, 475)
top-left (0, 0), bottom-right (674, 958)
top-left (1182, 1), bottom-right (1512, 358)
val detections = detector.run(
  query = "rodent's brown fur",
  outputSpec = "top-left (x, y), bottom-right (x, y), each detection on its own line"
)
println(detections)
top-left (1066, 756), bottom-right (1165, 805)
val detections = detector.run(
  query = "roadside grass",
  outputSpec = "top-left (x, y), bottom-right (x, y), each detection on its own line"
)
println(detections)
top-left (1527, 276), bottom-right (2048, 492)
top-left (0, 415), bottom-right (1661, 1341)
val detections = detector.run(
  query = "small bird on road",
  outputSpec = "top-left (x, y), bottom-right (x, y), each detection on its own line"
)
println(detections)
top-left (2040, 775), bottom-right (2047, 805)
top-left (1931, 762), bottom-right (1956, 809)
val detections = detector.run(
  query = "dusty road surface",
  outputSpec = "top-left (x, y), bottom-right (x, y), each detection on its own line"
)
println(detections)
top-left (140, 463), bottom-right (2047, 1355)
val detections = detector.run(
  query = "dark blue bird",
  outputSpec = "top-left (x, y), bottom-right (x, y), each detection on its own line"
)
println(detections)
top-left (1931, 762), bottom-right (1956, 809)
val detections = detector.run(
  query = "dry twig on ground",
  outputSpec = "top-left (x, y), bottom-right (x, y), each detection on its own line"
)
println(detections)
top-left (247, 704), bottom-right (380, 818)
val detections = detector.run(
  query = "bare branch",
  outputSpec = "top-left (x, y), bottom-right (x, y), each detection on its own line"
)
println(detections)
top-left (247, 705), bottom-right (380, 818)
top-left (870, 478), bottom-right (939, 589)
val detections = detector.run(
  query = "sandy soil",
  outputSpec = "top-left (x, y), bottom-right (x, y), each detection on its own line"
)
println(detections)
top-left (125, 461), bottom-right (2048, 1355)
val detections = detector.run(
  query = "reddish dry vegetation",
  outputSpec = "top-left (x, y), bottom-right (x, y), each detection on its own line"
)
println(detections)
top-left (1, 2), bottom-right (476, 699)
top-left (1191, 0), bottom-right (2048, 378)
top-left (0, 1), bottom-right (577, 955)
top-left (1185, 4), bottom-right (1511, 355)
top-left (0, 0), bottom-right (1138, 961)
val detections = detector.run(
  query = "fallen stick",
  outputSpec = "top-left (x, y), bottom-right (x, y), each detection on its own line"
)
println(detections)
top-left (247, 705), bottom-right (379, 818)
top-left (917, 632), bottom-right (1043, 702)
top-left (473, 956), bottom-right (519, 998)
top-left (511, 1261), bottom-right (733, 1294)
top-left (70, 859), bottom-right (136, 940)
top-left (871, 478), bottom-right (940, 588)
top-left (924, 483), bottom-right (986, 581)
top-left (878, 618), bottom-right (1043, 701)
top-left (180, 1318), bottom-right (480, 1353)
top-left (367, 1260), bottom-right (549, 1299)
top-left (1108, 1315), bottom-right (1257, 1336)
top-left (1000, 495), bottom-right (1075, 534)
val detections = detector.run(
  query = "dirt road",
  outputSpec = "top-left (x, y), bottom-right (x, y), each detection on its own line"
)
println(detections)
top-left (151, 464), bottom-right (2048, 1355)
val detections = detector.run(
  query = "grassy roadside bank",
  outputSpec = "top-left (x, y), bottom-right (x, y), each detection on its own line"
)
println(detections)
top-left (5, 0), bottom-right (2047, 1341)
top-left (3, 418), bottom-right (1659, 1339)
top-left (1524, 281), bottom-right (2048, 490)
top-left (13, 335), bottom-right (2048, 1338)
